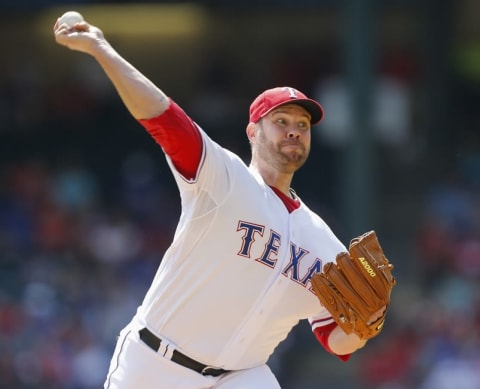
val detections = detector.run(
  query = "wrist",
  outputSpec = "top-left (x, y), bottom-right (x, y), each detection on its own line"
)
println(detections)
top-left (89, 38), bottom-right (112, 59)
top-left (328, 326), bottom-right (367, 355)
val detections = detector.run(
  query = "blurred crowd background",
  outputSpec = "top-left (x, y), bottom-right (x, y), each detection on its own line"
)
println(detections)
top-left (0, 0), bottom-right (479, 388)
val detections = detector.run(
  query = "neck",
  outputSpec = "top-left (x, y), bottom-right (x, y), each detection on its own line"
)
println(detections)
top-left (250, 160), bottom-right (294, 197)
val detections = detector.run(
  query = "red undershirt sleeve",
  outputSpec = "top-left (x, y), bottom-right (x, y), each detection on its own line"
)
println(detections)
top-left (313, 322), bottom-right (352, 362)
top-left (137, 100), bottom-right (203, 180)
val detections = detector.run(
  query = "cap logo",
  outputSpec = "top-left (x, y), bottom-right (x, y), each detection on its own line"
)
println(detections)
top-left (283, 87), bottom-right (298, 99)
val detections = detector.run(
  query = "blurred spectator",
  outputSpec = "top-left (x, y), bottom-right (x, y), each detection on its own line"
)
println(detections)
top-left (419, 358), bottom-right (480, 389)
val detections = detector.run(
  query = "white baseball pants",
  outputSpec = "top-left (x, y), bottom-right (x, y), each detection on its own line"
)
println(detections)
top-left (104, 318), bottom-right (281, 389)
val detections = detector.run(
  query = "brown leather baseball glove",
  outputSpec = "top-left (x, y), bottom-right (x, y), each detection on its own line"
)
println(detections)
top-left (311, 231), bottom-right (396, 340)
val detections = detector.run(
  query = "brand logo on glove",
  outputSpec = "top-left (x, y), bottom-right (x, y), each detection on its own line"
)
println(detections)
top-left (358, 257), bottom-right (376, 277)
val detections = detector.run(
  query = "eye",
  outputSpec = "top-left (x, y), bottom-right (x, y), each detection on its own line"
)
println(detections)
top-left (298, 121), bottom-right (310, 130)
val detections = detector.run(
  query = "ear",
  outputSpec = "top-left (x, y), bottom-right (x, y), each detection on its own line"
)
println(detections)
top-left (246, 122), bottom-right (257, 143)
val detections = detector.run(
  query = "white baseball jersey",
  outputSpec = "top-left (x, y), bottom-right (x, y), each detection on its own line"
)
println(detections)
top-left (137, 125), bottom-right (347, 371)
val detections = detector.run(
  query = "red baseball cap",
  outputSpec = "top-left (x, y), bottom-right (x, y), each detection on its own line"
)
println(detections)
top-left (249, 86), bottom-right (324, 125)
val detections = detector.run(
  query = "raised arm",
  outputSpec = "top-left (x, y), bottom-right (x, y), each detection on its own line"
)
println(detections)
top-left (53, 14), bottom-right (204, 179)
top-left (53, 16), bottom-right (168, 120)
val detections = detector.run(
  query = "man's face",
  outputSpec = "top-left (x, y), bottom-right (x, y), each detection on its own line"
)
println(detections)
top-left (251, 104), bottom-right (312, 174)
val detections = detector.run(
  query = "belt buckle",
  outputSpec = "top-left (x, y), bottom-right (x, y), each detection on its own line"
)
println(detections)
top-left (200, 366), bottom-right (217, 376)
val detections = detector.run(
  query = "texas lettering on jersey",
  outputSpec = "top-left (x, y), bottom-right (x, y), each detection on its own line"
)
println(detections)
top-left (237, 220), bottom-right (323, 293)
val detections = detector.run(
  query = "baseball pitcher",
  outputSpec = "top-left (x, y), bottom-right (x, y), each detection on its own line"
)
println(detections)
top-left (53, 12), bottom-right (395, 389)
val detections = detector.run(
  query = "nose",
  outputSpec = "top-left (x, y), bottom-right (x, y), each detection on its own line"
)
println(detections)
top-left (287, 128), bottom-right (300, 139)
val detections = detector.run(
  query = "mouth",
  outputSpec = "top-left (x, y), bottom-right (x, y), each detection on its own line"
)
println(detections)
top-left (281, 142), bottom-right (305, 151)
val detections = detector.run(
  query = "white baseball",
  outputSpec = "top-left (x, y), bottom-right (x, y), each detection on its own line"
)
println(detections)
top-left (58, 11), bottom-right (84, 28)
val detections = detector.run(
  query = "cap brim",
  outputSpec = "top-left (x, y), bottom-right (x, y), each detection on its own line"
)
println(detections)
top-left (291, 99), bottom-right (324, 125)
top-left (264, 99), bottom-right (324, 125)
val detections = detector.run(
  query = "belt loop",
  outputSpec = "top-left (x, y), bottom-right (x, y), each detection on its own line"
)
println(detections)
top-left (159, 339), bottom-right (174, 360)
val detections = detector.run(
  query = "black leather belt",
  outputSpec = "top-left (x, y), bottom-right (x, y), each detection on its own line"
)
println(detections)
top-left (139, 328), bottom-right (230, 377)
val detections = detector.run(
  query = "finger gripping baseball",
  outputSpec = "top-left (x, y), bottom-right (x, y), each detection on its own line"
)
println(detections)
top-left (311, 230), bottom-right (396, 339)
